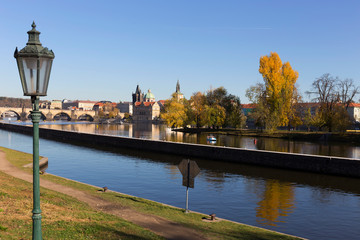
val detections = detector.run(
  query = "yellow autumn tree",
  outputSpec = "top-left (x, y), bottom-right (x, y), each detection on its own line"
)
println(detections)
top-left (188, 92), bottom-right (208, 128)
top-left (259, 52), bottom-right (299, 129)
top-left (161, 93), bottom-right (187, 128)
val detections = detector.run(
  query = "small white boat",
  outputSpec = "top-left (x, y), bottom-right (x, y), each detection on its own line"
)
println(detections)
top-left (207, 135), bottom-right (216, 141)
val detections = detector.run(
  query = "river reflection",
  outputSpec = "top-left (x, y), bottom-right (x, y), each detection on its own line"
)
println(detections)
top-left (1, 128), bottom-right (360, 239)
top-left (252, 179), bottom-right (295, 226)
top-left (37, 122), bottom-right (360, 159)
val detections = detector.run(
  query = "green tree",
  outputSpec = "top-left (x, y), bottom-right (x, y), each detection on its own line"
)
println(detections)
top-left (188, 92), bottom-right (207, 128)
top-left (302, 108), bottom-right (313, 131)
top-left (204, 104), bottom-right (226, 128)
top-left (123, 112), bottom-right (130, 119)
top-left (287, 87), bottom-right (303, 130)
top-left (311, 109), bottom-right (326, 131)
top-left (225, 100), bottom-right (246, 128)
top-left (164, 87), bottom-right (245, 129)
top-left (206, 87), bottom-right (245, 128)
top-left (206, 87), bottom-right (227, 106)
top-left (108, 108), bottom-right (119, 118)
top-left (332, 105), bottom-right (352, 132)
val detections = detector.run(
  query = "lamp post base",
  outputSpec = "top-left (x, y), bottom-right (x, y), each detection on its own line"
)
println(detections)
top-left (32, 213), bottom-right (42, 240)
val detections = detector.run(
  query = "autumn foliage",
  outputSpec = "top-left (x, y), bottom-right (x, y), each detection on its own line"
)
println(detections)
top-left (161, 87), bottom-right (245, 129)
top-left (255, 52), bottom-right (299, 130)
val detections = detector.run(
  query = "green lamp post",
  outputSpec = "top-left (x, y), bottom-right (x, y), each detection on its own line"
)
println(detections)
top-left (14, 22), bottom-right (54, 240)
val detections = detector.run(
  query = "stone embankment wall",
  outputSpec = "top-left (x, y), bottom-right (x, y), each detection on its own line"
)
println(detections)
top-left (1, 122), bottom-right (360, 178)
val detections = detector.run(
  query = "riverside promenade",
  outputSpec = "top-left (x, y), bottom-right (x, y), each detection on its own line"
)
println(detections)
top-left (0, 150), bottom-right (207, 240)
top-left (1, 122), bottom-right (360, 178)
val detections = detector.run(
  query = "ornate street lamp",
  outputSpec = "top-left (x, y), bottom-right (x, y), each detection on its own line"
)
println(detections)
top-left (14, 22), bottom-right (54, 240)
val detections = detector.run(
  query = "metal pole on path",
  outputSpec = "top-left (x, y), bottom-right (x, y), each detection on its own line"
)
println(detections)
top-left (185, 159), bottom-right (190, 213)
top-left (31, 96), bottom-right (42, 240)
top-left (185, 186), bottom-right (189, 213)
top-left (178, 159), bottom-right (200, 213)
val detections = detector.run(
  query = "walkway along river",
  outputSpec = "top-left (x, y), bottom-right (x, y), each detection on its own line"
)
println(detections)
top-left (0, 124), bottom-right (360, 239)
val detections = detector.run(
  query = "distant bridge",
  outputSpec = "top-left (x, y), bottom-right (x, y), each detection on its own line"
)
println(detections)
top-left (0, 107), bottom-right (97, 121)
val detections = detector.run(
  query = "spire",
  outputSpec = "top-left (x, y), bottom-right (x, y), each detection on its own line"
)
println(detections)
top-left (133, 85), bottom-right (144, 104)
top-left (176, 80), bottom-right (180, 93)
top-left (135, 85), bottom-right (141, 94)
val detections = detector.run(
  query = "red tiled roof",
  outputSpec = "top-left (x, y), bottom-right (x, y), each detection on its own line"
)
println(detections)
top-left (143, 102), bottom-right (155, 107)
top-left (348, 103), bottom-right (360, 107)
top-left (299, 102), bottom-right (360, 108)
top-left (134, 102), bottom-right (156, 107)
top-left (79, 101), bottom-right (98, 104)
top-left (241, 104), bottom-right (257, 109)
top-left (241, 102), bottom-right (360, 109)
top-left (297, 102), bottom-right (320, 107)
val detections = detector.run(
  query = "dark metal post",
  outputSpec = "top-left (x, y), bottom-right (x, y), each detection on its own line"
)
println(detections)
top-left (185, 159), bottom-right (190, 213)
top-left (178, 159), bottom-right (200, 214)
top-left (31, 96), bottom-right (42, 240)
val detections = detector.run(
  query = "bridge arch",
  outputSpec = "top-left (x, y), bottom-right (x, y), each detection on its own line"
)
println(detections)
top-left (0, 107), bottom-right (97, 121)
top-left (53, 112), bottom-right (71, 121)
top-left (78, 114), bottom-right (94, 121)
top-left (1, 110), bottom-right (21, 120)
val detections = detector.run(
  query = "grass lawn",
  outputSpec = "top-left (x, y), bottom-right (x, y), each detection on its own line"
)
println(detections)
top-left (0, 147), bottom-right (304, 240)
top-left (0, 170), bottom-right (163, 240)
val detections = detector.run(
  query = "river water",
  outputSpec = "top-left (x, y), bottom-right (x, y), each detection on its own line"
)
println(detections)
top-left (39, 122), bottom-right (360, 159)
top-left (1, 123), bottom-right (360, 239)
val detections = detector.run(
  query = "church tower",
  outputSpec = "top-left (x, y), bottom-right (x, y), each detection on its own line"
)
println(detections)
top-left (174, 80), bottom-right (184, 101)
top-left (132, 85), bottom-right (144, 104)
top-left (176, 80), bottom-right (181, 93)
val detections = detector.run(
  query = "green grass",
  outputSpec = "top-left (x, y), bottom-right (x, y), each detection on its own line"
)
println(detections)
top-left (0, 170), bottom-right (163, 240)
top-left (0, 146), bottom-right (303, 240)
top-left (0, 148), bottom-right (163, 240)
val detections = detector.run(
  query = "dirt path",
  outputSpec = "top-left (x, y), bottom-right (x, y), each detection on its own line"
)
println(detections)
top-left (0, 151), bottom-right (207, 240)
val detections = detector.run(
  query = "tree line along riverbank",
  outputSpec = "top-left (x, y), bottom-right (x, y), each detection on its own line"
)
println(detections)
top-left (174, 128), bottom-right (360, 145)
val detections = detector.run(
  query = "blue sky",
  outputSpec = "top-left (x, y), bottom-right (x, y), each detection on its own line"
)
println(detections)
top-left (1, 0), bottom-right (359, 103)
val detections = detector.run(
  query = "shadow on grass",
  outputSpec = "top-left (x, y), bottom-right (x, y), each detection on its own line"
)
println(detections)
top-left (44, 221), bottom-right (162, 240)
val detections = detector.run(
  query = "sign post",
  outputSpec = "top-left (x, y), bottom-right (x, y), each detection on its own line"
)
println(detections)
top-left (178, 159), bottom-right (200, 213)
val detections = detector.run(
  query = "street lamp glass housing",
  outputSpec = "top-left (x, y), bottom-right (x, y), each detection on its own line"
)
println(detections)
top-left (15, 56), bottom-right (53, 96)
top-left (14, 22), bottom-right (54, 96)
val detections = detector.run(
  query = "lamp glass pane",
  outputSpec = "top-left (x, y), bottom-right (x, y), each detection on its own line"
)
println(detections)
top-left (39, 57), bottom-right (53, 95)
top-left (16, 57), bottom-right (28, 94)
top-left (19, 57), bottom-right (52, 96)
top-left (22, 58), bottom-right (38, 95)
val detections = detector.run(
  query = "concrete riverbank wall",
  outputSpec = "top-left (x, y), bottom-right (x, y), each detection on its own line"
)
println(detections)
top-left (1, 122), bottom-right (360, 178)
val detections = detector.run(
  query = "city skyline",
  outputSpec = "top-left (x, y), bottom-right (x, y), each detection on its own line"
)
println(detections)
top-left (1, 1), bottom-right (359, 103)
